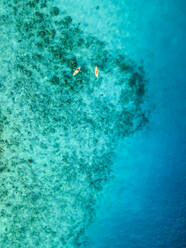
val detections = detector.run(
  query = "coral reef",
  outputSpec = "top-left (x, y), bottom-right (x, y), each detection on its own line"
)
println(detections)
top-left (0, 0), bottom-right (148, 247)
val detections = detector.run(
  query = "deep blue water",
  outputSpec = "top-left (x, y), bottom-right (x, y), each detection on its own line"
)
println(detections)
top-left (87, 1), bottom-right (186, 247)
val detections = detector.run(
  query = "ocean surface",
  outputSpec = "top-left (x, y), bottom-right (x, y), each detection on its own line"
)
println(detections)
top-left (0, 0), bottom-right (185, 248)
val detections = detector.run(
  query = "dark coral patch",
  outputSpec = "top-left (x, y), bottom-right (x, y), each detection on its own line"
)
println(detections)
top-left (50, 6), bottom-right (60, 16)
top-left (50, 75), bottom-right (60, 85)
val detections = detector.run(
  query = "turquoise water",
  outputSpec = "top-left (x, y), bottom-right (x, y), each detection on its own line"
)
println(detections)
top-left (0, 0), bottom-right (185, 248)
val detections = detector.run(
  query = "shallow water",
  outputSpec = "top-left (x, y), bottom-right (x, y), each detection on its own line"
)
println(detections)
top-left (0, 0), bottom-right (185, 248)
